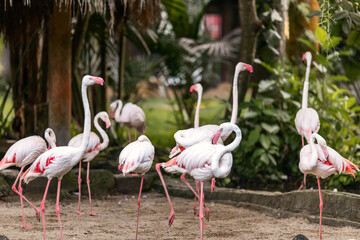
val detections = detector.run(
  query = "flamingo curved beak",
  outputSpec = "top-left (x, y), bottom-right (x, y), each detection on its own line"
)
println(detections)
top-left (322, 147), bottom-right (329, 159)
top-left (211, 130), bottom-right (221, 145)
top-left (105, 119), bottom-right (111, 132)
top-left (109, 110), bottom-right (114, 119)
top-left (190, 85), bottom-right (196, 92)
top-left (92, 77), bottom-right (106, 88)
top-left (245, 64), bottom-right (253, 73)
top-left (118, 165), bottom-right (122, 171)
top-left (302, 53), bottom-right (306, 62)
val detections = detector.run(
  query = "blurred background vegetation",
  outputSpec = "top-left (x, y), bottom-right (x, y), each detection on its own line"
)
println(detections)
top-left (0, 0), bottom-right (360, 191)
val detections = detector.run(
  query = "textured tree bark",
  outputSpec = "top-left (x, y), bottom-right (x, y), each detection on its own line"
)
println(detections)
top-left (48, 3), bottom-right (72, 145)
top-left (237, 0), bottom-right (263, 104)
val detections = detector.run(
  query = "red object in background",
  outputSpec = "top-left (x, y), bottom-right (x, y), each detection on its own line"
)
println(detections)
top-left (205, 14), bottom-right (222, 39)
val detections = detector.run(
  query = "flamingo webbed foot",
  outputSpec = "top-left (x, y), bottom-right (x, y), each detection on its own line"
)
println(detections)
top-left (89, 212), bottom-right (97, 216)
top-left (23, 225), bottom-right (32, 230)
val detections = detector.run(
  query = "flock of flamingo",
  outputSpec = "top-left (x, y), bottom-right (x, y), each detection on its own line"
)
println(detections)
top-left (0, 52), bottom-right (358, 240)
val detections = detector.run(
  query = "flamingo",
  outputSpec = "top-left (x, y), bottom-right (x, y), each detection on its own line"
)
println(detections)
top-left (156, 63), bottom-right (252, 226)
top-left (109, 100), bottom-right (146, 143)
top-left (0, 128), bottom-right (56, 229)
top-left (118, 135), bottom-right (155, 240)
top-left (21, 75), bottom-right (105, 240)
top-left (295, 51), bottom-right (320, 190)
top-left (68, 111), bottom-right (111, 216)
top-left (298, 133), bottom-right (359, 240)
top-left (165, 122), bottom-right (241, 239)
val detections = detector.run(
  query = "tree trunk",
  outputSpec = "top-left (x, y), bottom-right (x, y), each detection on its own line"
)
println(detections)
top-left (237, 0), bottom-right (263, 104)
top-left (48, 2), bottom-right (72, 145)
top-left (9, 40), bottom-right (25, 139)
top-left (286, 0), bottom-right (319, 63)
top-left (71, 12), bottom-right (91, 127)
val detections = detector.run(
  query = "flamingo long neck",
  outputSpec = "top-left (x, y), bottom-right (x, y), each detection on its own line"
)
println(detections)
top-left (230, 67), bottom-right (240, 124)
top-left (79, 83), bottom-right (92, 154)
top-left (309, 134), bottom-right (318, 164)
top-left (211, 128), bottom-right (242, 178)
top-left (95, 115), bottom-right (109, 151)
top-left (114, 100), bottom-right (123, 122)
top-left (302, 57), bottom-right (311, 109)
top-left (194, 88), bottom-right (202, 128)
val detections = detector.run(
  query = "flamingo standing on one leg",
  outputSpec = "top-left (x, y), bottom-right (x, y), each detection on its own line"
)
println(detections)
top-left (118, 135), bottom-right (154, 240)
top-left (0, 128), bottom-right (56, 229)
top-left (298, 133), bottom-right (359, 240)
top-left (156, 63), bottom-right (252, 226)
top-left (109, 100), bottom-right (146, 143)
top-left (166, 122), bottom-right (242, 239)
top-left (21, 75), bottom-right (105, 240)
top-left (68, 111), bottom-right (111, 216)
top-left (295, 51), bottom-right (320, 190)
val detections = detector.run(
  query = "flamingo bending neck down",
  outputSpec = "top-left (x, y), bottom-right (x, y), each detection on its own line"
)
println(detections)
top-left (109, 100), bottom-right (146, 143)
top-left (299, 133), bottom-right (359, 240)
top-left (0, 128), bottom-right (56, 229)
top-left (156, 122), bottom-right (241, 231)
top-left (295, 51), bottom-right (320, 190)
top-left (68, 111), bottom-right (111, 216)
top-left (176, 122), bottom-right (241, 240)
top-left (21, 75), bottom-right (105, 240)
top-left (118, 135), bottom-right (155, 240)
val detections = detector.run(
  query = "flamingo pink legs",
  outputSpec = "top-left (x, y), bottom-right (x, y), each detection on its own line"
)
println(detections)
top-left (199, 181), bottom-right (204, 240)
top-left (155, 163), bottom-right (175, 226)
top-left (13, 166), bottom-right (40, 228)
top-left (211, 178), bottom-right (216, 192)
top-left (317, 177), bottom-right (323, 240)
top-left (40, 179), bottom-right (64, 240)
top-left (55, 179), bottom-right (64, 240)
top-left (135, 175), bottom-right (145, 240)
top-left (77, 161), bottom-right (85, 215)
top-left (86, 162), bottom-right (96, 216)
top-left (128, 128), bottom-right (132, 143)
top-left (40, 179), bottom-right (51, 240)
top-left (180, 173), bottom-right (209, 220)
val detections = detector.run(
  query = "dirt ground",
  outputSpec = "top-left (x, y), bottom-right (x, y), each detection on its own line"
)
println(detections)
top-left (0, 191), bottom-right (359, 240)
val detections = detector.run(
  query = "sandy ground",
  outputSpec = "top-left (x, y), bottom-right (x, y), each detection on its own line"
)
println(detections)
top-left (0, 191), bottom-right (359, 240)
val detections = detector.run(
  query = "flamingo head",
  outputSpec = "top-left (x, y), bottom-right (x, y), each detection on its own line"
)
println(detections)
top-left (97, 111), bottom-right (112, 131)
top-left (302, 51), bottom-right (312, 63)
top-left (314, 133), bottom-right (329, 159)
top-left (109, 100), bottom-right (122, 119)
top-left (190, 83), bottom-right (203, 93)
top-left (137, 135), bottom-right (151, 142)
top-left (235, 62), bottom-right (253, 74)
top-left (83, 75), bottom-right (105, 88)
top-left (44, 128), bottom-right (56, 148)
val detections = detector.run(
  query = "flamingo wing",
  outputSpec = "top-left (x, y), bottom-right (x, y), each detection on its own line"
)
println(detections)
top-left (119, 140), bottom-right (154, 175)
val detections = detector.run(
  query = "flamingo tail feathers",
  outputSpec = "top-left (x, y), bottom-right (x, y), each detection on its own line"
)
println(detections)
top-left (343, 159), bottom-right (359, 178)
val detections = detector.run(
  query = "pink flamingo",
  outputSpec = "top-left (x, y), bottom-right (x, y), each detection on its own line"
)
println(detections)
top-left (118, 135), bottom-right (155, 240)
top-left (0, 128), bottom-right (56, 229)
top-left (109, 100), bottom-right (146, 143)
top-left (68, 111), bottom-right (111, 216)
top-left (298, 133), bottom-right (359, 240)
top-left (21, 75), bottom-right (105, 240)
top-left (170, 122), bottom-right (241, 239)
top-left (295, 51), bottom-right (320, 190)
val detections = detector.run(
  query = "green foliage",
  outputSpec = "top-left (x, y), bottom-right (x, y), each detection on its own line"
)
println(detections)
top-left (230, 55), bottom-right (360, 190)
